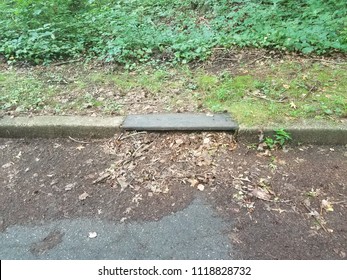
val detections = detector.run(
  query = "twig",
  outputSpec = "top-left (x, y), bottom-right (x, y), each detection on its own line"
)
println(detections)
top-left (302, 202), bottom-right (328, 232)
top-left (247, 55), bottom-right (270, 65)
top-left (212, 47), bottom-right (227, 50)
top-left (117, 133), bottom-right (124, 141)
top-left (68, 136), bottom-right (92, 144)
top-left (247, 92), bottom-right (287, 103)
top-left (311, 58), bottom-right (347, 65)
top-left (231, 175), bottom-right (252, 183)
top-left (120, 131), bottom-right (147, 141)
top-left (331, 200), bottom-right (346, 205)
top-left (301, 82), bottom-right (319, 100)
top-left (120, 141), bottom-right (155, 166)
top-left (133, 142), bottom-right (154, 157)
top-left (52, 58), bottom-right (83, 66)
top-left (68, 136), bottom-right (105, 144)
top-left (214, 57), bottom-right (238, 62)
top-left (116, 101), bottom-right (153, 105)
top-left (92, 172), bottom-right (111, 184)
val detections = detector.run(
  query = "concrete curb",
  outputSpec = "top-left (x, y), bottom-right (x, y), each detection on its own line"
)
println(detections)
top-left (237, 120), bottom-right (347, 145)
top-left (0, 115), bottom-right (346, 145)
top-left (237, 127), bottom-right (347, 145)
top-left (0, 116), bottom-right (124, 139)
top-left (121, 113), bottom-right (238, 131)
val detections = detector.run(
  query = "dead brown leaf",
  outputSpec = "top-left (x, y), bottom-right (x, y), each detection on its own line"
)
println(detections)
top-left (188, 178), bottom-right (199, 188)
top-left (64, 183), bottom-right (76, 191)
top-left (290, 101), bottom-right (297, 109)
top-left (251, 187), bottom-right (272, 201)
top-left (2, 162), bottom-right (13, 168)
top-left (197, 184), bottom-right (205, 191)
top-left (321, 199), bottom-right (334, 213)
top-left (78, 192), bottom-right (90, 201)
top-left (88, 232), bottom-right (97, 238)
top-left (93, 172), bottom-right (111, 184)
top-left (175, 139), bottom-right (184, 146)
top-left (76, 145), bottom-right (85, 151)
top-left (116, 177), bottom-right (128, 192)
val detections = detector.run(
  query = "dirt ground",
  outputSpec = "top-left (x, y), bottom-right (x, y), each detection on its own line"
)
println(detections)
top-left (0, 132), bottom-right (346, 259)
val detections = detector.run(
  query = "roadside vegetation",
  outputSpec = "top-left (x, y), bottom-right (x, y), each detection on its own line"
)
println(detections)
top-left (1, 56), bottom-right (346, 125)
top-left (0, 0), bottom-right (346, 66)
top-left (0, 0), bottom-right (346, 125)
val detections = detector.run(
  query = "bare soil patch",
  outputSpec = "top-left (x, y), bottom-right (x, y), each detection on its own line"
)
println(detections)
top-left (0, 133), bottom-right (346, 259)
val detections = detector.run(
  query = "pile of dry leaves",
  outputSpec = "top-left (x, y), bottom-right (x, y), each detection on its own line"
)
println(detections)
top-left (94, 132), bottom-right (236, 201)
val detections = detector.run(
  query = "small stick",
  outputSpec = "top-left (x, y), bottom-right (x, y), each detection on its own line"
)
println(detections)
top-left (69, 136), bottom-right (105, 144)
top-left (247, 55), bottom-right (269, 65)
top-left (68, 136), bottom-right (91, 144)
top-left (52, 58), bottom-right (83, 66)
top-left (302, 202), bottom-right (328, 232)
top-left (212, 47), bottom-right (227, 50)
top-left (117, 133), bottom-right (124, 141)
top-left (93, 172), bottom-right (111, 184)
top-left (311, 58), bottom-right (347, 65)
top-left (120, 131), bottom-right (147, 141)
top-left (247, 93), bottom-right (287, 103)
top-left (133, 142), bottom-right (154, 157)
top-left (118, 101), bottom-right (153, 105)
top-left (231, 175), bottom-right (252, 183)
top-left (214, 57), bottom-right (238, 62)
top-left (331, 200), bottom-right (346, 205)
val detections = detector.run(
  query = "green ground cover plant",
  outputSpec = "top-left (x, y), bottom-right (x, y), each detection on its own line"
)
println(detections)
top-left (201, 61), bottom-right (347, 124)
top-left (264, 129), bottom-right (292, 149)
top-left (1, 59), bottom-right (346, 125)
top-left (0, 0), bottom-right (346, 66)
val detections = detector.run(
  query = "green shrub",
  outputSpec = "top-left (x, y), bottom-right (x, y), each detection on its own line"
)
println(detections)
top-left (0, 0), bottom-right (346, 65)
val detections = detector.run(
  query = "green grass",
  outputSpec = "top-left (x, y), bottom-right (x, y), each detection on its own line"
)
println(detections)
top-left (197, 61), bottom-right (347, 125)
top-left (0, 69), bottom-right (121, 114)
top-left (0, 72), bottom-right (54, 112)
top-left (1, 59), bottom-right (346, 125)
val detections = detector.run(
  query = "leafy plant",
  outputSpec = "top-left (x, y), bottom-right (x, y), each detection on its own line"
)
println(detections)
top-left (0, 0), bottom-right (346, 65)
top-left (265, 128), bottom-right (292, 149)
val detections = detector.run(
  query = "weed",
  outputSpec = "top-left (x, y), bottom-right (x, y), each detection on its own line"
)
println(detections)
top-left (306, 188), bottom-right (321, 197)
top-left (265, 129), bottom-right (292, 149)
top-left (247, 143), bottom-right (258, 150)
top-left (196, 74), bottom-right (218, 91)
